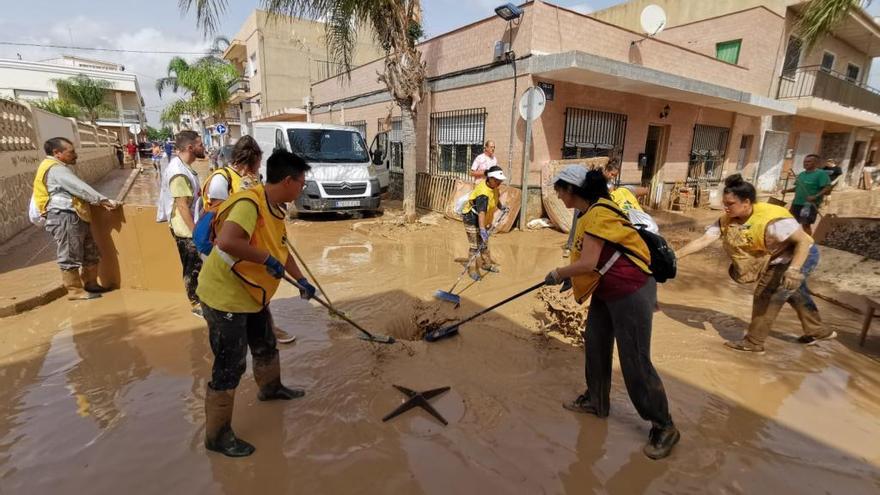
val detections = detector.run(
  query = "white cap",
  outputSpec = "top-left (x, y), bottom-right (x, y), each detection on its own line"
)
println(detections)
top-left (552, 165), bottom-right (587, 187)
top-left (487, 168), bottom-right (507, 181)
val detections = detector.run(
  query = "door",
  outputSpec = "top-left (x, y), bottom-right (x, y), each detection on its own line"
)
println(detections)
top-left (736, 135), bottom-right (753, 171)
top-left (370, 131), bottom-right (390, 191)
top-left (793, 133), bottom-right (818, 174)
top-left (846, 140), bottom-right (867, 184)
top-left (641, 125), bottom-right (668, 207)
top-left (756, 130), bottom-right (788, 192)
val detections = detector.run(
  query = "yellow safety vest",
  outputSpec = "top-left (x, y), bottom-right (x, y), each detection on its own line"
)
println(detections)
top-left (610, 187), bottom-right (644, 212)
top-left (462, 180), bottom-right (499, 223)
top-left (201, 167), bottom-right (243, 211)
top-left (213, 184), bottom-right (288, 307)
top-left (32, 157), bottom-right (91, 222)
top-left (570, 198), bottom-right (652, 304)
top-left (719, 202), bottom-right (809, 283)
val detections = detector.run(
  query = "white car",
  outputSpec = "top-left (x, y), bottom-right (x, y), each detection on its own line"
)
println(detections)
top-left (253, 122), bottom-right (388, 212)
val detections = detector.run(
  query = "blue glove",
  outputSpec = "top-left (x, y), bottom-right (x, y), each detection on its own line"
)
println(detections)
top-left (479, 228), bottom-right (490, 244)
top-left (296, 277), bottom-right (316, 300)
top-left (263, 255), bottom-right (285, 279)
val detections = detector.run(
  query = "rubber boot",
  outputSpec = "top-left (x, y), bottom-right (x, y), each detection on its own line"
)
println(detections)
top-left (253, 351), bottom-right (304, 401)
top-left (82, 264), bottom-right (111, 294)
top-left (204, 386), bottom-right (255, 457)
top-left (467, 254), bottom-right (481, 282)
top-left (61, 269), bottom-right (100, 300)
top-left (480, 250), bottom-right (500, 273)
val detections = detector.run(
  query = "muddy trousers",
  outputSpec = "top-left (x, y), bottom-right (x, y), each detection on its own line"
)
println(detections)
top-left (464, 222), bottom-right (492, 266)
top-left (584, 278), bottom-right (673, 428)
top-left (45, 209), bottom-right (99, 270)
top-left (746, 245), bottom-right (823, 346)
top-left (202, 304), bottom-right (278, 391)
top-left (171, 231), bottom-right (202, 305)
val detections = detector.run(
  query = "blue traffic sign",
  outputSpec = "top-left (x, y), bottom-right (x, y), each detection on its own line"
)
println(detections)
top-left (216, 124), bottom-right (227, 135)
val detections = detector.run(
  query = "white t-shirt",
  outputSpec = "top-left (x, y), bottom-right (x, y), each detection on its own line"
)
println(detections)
top-left (207, 173), bottom-right (231, 202)
top-left (471, 153), bottom-right (497, 174)
top-left (705, 217), bottom-right (800, 264)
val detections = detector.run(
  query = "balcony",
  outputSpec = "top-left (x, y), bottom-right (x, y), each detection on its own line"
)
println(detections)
top-left (228, 77), bottom-right (250, 104)
top-left (777, 66), bottom-right (880, 126)
top-left (95, 108), bottom-right (142, 126)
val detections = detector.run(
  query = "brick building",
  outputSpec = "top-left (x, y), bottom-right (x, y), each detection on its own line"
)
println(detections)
top-left (309, 0), bottom-right (880, 211)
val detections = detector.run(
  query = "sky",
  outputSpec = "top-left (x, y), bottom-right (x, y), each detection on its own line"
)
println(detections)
top-left (1, 0), bottom-right (878, 126)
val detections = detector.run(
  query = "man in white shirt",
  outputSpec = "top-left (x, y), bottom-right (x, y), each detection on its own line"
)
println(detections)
top-left (470, 140), bottom-right (497, 180)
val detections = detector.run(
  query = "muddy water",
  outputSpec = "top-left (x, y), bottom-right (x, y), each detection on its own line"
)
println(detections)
top-left (1, 208), bottom-right (879, 494)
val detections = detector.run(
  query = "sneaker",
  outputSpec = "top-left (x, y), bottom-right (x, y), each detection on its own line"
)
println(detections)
top-left (797, 331), bottom-right (837, 345)
top-left (643, 424), bottom-right (680, 460)
top-left (273, 326), bottom-right (297, 344)
top-left (191, 305), bottom-right (204, 319)
top-left (562, 392), bottom-right (599, 415)
top-left (723, 339), bottom-right (765, 354)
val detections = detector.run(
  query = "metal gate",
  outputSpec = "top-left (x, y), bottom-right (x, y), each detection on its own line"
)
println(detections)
top-left (562, 108), bottom-right (627, 159)
top-left (687, 124), bottom-right (730, 183)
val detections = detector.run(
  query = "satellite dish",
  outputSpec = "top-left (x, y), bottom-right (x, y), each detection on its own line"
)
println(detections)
top-left (640, 4), bottom-right (667, 36)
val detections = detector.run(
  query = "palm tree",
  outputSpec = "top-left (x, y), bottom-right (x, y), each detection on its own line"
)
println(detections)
top-left (180, 0), bottom-right (426, 222)
top-left (53, 74), bottom-right (115, 125)
top-left (796, 0), bottom-right (873, 50)
top-left (156, 55), bottom-right (238, 139)
top-left (30, 98), bottom-right (80, 118)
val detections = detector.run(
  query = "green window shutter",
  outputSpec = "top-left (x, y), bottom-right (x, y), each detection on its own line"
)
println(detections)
top-left (716, 40), bottom-right (742, 64)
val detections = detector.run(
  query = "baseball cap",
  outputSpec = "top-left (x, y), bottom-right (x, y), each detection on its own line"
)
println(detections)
top-left (552, 165), bottom-right (587, 187)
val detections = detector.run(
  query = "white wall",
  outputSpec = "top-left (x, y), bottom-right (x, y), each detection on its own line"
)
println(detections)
top-left (31, 107), bottom-right (76, 144)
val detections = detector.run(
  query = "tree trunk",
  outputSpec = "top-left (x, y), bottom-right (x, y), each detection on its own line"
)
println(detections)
top-left (400, 105), bottom-right (418, 222)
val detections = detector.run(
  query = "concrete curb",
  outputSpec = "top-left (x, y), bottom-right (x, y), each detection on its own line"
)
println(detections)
top-left (0, 285), bottom-right (67, 318)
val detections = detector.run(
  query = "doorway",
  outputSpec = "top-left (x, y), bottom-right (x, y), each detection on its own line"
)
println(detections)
top-left (847, 140), bottom-right (867, 184)
top-left (641, 124), bottom-right (668, 207)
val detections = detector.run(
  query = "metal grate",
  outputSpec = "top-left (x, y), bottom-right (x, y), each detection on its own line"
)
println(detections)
top-left (323, 182), bottom-right (368, 196)
top-left (345, 120), bottom-right (367, 139)
top-left (429, 108), bottom-right (487, 179)
top-left (687, 124), bottom-right (730, 183)
top-left (562, 108), bottom-right (627, 159)
top-left (377, 117), bottom-right (403, 173)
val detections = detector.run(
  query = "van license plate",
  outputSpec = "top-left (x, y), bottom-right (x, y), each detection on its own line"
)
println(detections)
top-left (336, 200), bottom-right (361, 208)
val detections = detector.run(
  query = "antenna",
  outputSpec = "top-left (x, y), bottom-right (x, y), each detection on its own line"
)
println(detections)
top-left (632, 4), bottom-right (667, 46)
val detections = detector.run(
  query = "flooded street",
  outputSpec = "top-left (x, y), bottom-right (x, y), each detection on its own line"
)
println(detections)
top-left (0, 202), bottom-right (878, 494)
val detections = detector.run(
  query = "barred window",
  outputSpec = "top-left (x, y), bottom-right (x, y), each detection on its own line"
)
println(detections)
top-left (345, 120), bottom-right (367, 139)
top-left (429, 108), bottom-right (487, 179)
top-left (688, 124), bottom-right (730, 183)
top-left (562, 108), bottom-right (627, 159)
top-left (376, 117), bottom-right (403, 172)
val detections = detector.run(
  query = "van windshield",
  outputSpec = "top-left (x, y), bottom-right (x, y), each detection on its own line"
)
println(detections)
top-left (287, 129), bottom-right (369, 163)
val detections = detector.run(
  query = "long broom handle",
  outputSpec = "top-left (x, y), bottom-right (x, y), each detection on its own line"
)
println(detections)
top-left (282, 274), bottom-right (379, 341)
top-left (284, 239), bottom-right (332, 306)
top-left (438, 281), bottom-right (546, 332)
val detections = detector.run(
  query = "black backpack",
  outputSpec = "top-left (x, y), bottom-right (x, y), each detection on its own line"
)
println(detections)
top-left (591, 203), bottom-right (677, 283)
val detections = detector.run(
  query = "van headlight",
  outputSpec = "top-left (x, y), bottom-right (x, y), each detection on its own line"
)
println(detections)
top-left (304, 180), bottom-right (320, 197)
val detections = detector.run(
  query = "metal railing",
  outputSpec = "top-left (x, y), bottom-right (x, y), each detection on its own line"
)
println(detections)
top-left (777, 65), bottom-right (880, 115)
top-left (428, 108), bottom-right (487, 180)
top-left (228, 77), bottom-right (250, 94)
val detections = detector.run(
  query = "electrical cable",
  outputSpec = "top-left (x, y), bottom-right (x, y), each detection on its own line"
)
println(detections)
top-left (0, 41), bottom-right (210, 55)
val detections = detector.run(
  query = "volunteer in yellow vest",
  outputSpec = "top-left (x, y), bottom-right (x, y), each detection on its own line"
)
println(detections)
top-left (32, 137), bottom-right (119, 300)
top-left (545, 166), bottom-right (679, 461)
top-left (162, 130), bottom-right (204, 317)
top-left (461, 165), bottom-right (507, 280)
top-left (203, 135), bottom-right (297, 345)
top-left (678, 174), bottom-right (834, 353)
top-left (196, 148), bottom-right (316, 458)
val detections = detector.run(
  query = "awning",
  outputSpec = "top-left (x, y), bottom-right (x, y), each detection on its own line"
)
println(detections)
top-left (529, 51), bottom-right (795, 117)
top-left (790, 97), bottom-right (880, 129)
top-left (252, 108), bottom-right (308, 123)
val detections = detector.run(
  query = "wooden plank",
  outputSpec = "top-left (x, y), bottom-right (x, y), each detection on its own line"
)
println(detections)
top-left (541, 158), bottom-right (609, 232)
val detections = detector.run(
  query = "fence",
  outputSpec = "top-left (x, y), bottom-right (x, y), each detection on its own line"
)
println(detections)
top-left (0, 99), bottom-right (38, 152)
top-left (777, 65), bottom-right (880, 115)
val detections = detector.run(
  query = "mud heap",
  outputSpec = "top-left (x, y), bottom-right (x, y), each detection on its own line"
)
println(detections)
top-left (534, 286), bottom-right (586, 345)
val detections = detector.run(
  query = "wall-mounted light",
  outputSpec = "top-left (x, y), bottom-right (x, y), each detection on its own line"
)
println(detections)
top-left (495, 3), bottom-right (523, 21)
top-left (659, 104), bottom-right (670, 119)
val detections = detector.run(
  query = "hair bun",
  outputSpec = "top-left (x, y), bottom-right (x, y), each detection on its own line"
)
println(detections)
top-left (724, 174), bottom-right (745, 188)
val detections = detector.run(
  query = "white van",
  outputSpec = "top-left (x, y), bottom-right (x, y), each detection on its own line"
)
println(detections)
top-left (253, 122), bottom-right (389, 212)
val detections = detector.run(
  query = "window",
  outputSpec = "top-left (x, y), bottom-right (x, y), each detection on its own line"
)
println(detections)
top-left (13, 89), bottom-right (50, 101)
top-left (247, 54), bottom-right (258, 77)
top-left (377, 117), bottom-right (403, 172)
top-left (274, 129), bottom-right (284, 151)
top-left (688, 124), bottom-right (730, 182)
top-left (782, 36), bottom-right (802, 78)
top-left (346, 120), bottom-right (367, 139)
top-left (820, 51), bottom-right (836, 72)
top-left (846, 63), bottom-right (861, 83)
top-left (287, 128), bottom-right (368, 163)
top-left (562, 108), bottom-right (627, 159)
top-left (429, 108), bottom-right (487, 179)
top-left (715, 39), bottom-right (742, 65)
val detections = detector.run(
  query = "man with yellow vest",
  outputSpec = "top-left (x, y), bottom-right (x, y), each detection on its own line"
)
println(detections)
top-left (544, 166), bottom-right (679, 460)
top-left (31, 137), bottom-right (119, 300)
top-left (202, 135), bottom-right (296, 344)
top-left (196, 148), bottom-right (316, 458)
top-left (460, 165), bottom-right (507, 280)
top-left (678, 174), bottom-right (834, 353)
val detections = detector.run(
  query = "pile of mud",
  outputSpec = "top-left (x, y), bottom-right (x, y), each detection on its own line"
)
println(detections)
top-left (351, 212), bottom-right (445, 240)
top-left (534, 286), bottom-right (586, 345)
top-left (380, 299), bottom-right (458, 341)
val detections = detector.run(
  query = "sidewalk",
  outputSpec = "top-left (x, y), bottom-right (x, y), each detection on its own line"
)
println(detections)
top-left (0, 168), bottom-right (139, 316)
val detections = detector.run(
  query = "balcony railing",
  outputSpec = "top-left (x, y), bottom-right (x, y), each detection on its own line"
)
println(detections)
top-left (228, 77), bottom-right (249, 94)
top-left (777, 66), bottom-right (880, 115)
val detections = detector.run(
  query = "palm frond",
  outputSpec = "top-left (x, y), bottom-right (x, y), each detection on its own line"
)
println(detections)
top-left (795, 0), bottom-right (871, 51)
top-left (178, 0), bottom-right (229, 34)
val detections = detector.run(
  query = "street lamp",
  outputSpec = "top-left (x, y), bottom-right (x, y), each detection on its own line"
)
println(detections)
top-left (495, 3), bottom-right (523, 21)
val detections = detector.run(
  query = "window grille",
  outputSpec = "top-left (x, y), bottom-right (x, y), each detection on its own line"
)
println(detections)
top-left (687, 124), bottom-right (730, 183)
top-left (345, 120), bottom-right (367, 139)
top-left (376, 117), bottom-right (403, 173)
top-left (429, 108), bottom-right (487, 179)
top-left (562, 108), bottom-right (627, 159)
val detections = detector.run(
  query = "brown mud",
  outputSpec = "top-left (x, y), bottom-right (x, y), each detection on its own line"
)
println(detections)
top-left (1, 187), bottom-right (879, 494)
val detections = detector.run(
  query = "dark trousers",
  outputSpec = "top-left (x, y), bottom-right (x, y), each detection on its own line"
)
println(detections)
top-left (202, 304), bottom-right (278, 390)
top-left (171, 231), bottom-right (202, 305)
top-left (584, 278), bottom-right (673, 428)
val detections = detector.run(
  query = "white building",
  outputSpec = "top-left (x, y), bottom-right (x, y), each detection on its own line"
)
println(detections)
top-left (0, 55), bottom-right (146, 141)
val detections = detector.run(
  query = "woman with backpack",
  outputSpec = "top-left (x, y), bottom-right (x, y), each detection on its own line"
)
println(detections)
top-left (544, 166), bottom-right (679, 460)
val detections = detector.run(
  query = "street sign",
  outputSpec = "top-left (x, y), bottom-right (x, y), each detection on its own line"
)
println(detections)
top-left (518, 87), bottom-right (546, 122)
top-left (128, 124), bottom-right (142, 135)
top-left (216, 123), bottom-right (227, 135)
top-left (537, 81), bottom-right (555, 101)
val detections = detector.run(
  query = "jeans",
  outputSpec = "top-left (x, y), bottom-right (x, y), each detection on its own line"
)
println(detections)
top-left (583, 278), bottom-right (673, 428)
top-left (202, 304), bottom-right (277, 390)
top-left (45, 209), bottom-right (100, 270)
